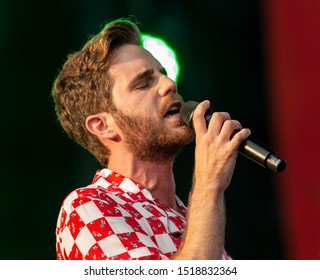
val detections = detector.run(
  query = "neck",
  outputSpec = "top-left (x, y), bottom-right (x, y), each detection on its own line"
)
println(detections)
top-left (108, 154), bottom-right (178, 210)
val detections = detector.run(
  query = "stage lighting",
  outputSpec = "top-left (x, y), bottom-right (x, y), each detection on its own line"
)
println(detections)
top-left (142, 34), bottom-right (180, 82)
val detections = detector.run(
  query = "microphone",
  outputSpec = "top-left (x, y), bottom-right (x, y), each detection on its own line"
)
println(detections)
top-left (180, 100), bottom-right (287, 173)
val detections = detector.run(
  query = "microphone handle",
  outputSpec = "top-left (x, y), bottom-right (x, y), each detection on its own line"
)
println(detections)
top-left (204, 107), bottom-right (286, 173)
top-left (239, 137), bottom-right (286, 173)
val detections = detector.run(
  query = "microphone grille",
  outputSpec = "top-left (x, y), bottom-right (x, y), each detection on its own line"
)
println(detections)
top-left (180, 100), bottom-right (199, 128)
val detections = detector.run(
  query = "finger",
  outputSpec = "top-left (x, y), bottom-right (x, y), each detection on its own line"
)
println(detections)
top-left (192, 100), bottom-right (211, 135)
top-left (207, 112), bottom-right (231, 136)
top-left (230, 128), bottom-right (251, 149)
top-left (219, 119), bottom-right (242, 140)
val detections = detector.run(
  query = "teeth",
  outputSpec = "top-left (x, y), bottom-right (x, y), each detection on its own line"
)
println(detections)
top-left (164, 103), bottom-right (181, 118)
top-left (169, 106), bottom-right (178, 111)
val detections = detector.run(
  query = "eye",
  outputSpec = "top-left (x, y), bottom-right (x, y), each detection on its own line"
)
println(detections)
top-left (137, 83), bottom-right (149, 89)
top-left (136, 78), bottom-right (153, 90)
top-left (136, 84), bottom-right (149, 90)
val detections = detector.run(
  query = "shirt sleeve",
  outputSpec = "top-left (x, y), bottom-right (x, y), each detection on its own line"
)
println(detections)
top-left (56, 188), bottom-right (170, 260)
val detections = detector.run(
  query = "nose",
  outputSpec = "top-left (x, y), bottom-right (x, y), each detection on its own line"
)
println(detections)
top-left (158, 75), bottom-right (177, 97)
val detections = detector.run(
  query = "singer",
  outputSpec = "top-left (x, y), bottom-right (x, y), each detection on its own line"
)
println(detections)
top-left (52, 18), bottom-right (251, 260)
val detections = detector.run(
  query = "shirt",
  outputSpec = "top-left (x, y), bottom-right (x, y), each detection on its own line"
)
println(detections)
top-left (56, 168), bottom-right (231, 260)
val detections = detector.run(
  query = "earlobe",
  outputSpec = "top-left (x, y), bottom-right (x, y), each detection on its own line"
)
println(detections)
top-left (85, 113), bottom-right (118, 140)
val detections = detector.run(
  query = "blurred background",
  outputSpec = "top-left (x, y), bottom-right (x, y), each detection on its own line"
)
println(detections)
top-left (1, 0), bottom-right (319, 260)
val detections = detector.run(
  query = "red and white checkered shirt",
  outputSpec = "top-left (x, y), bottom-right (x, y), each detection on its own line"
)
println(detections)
top-left (56, 168), bottom-right (231, 260)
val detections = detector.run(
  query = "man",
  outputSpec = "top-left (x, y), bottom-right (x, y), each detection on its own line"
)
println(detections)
top-left (52, 18), bottom-right (250, 260)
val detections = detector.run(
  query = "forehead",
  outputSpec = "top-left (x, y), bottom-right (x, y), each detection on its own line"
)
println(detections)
top-left (109, 44), bottom-right (162, 82)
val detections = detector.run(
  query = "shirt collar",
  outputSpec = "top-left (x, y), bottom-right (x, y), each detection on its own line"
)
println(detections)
top-left (92, 168), bottom-right (155, 202)
top-left (92, 168), bottom-right (187, 217)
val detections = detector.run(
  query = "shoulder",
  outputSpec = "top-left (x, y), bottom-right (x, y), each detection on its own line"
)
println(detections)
top-left (56, 184), bottom-right (126, 234)
top-left (60, 184), bottom-right (125, 214)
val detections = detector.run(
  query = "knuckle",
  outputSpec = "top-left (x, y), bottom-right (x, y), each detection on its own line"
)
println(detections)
top-left (212, 112), bottom-right (231, 121)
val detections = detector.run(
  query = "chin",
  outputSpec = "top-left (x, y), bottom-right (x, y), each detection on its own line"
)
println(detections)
top-left (174, 125), bottom-right (195, 144)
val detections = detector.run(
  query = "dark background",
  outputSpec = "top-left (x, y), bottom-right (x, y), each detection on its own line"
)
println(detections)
top-left (0, 0), bottom-right (285, 259)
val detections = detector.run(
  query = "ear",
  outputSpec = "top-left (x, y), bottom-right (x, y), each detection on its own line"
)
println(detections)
top-left (85, 113), bottom-right (118, 140)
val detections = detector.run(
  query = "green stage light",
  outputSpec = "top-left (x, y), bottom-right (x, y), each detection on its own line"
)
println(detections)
top-left (142, 34), bottom-right (180, 82)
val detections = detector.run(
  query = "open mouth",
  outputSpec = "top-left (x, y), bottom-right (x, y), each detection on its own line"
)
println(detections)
top-left (164, 101), bottom-right (182, 118)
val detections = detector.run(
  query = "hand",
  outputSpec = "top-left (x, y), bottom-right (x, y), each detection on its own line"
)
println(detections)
top-left (192, 100), bottom-right (251, 192)
top-left (172, 100), bottom-right (251, 260)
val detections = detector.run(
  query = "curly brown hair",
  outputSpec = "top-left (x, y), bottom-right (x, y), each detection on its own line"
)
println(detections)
top-left (52, 19), bottom-right (142, 166)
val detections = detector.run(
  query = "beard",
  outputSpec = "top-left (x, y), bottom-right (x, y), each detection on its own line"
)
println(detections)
top-left (111, 106), bottom-right (195, 163)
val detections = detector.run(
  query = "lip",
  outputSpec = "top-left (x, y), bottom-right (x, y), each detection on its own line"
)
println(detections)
top-left (163, 100), bottom-right (183, 118)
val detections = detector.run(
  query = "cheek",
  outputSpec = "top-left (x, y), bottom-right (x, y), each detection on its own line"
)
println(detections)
top-left (112, 92), bottom-right (161, 119)
top-left (133, 102), bottom-right (161, 118)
